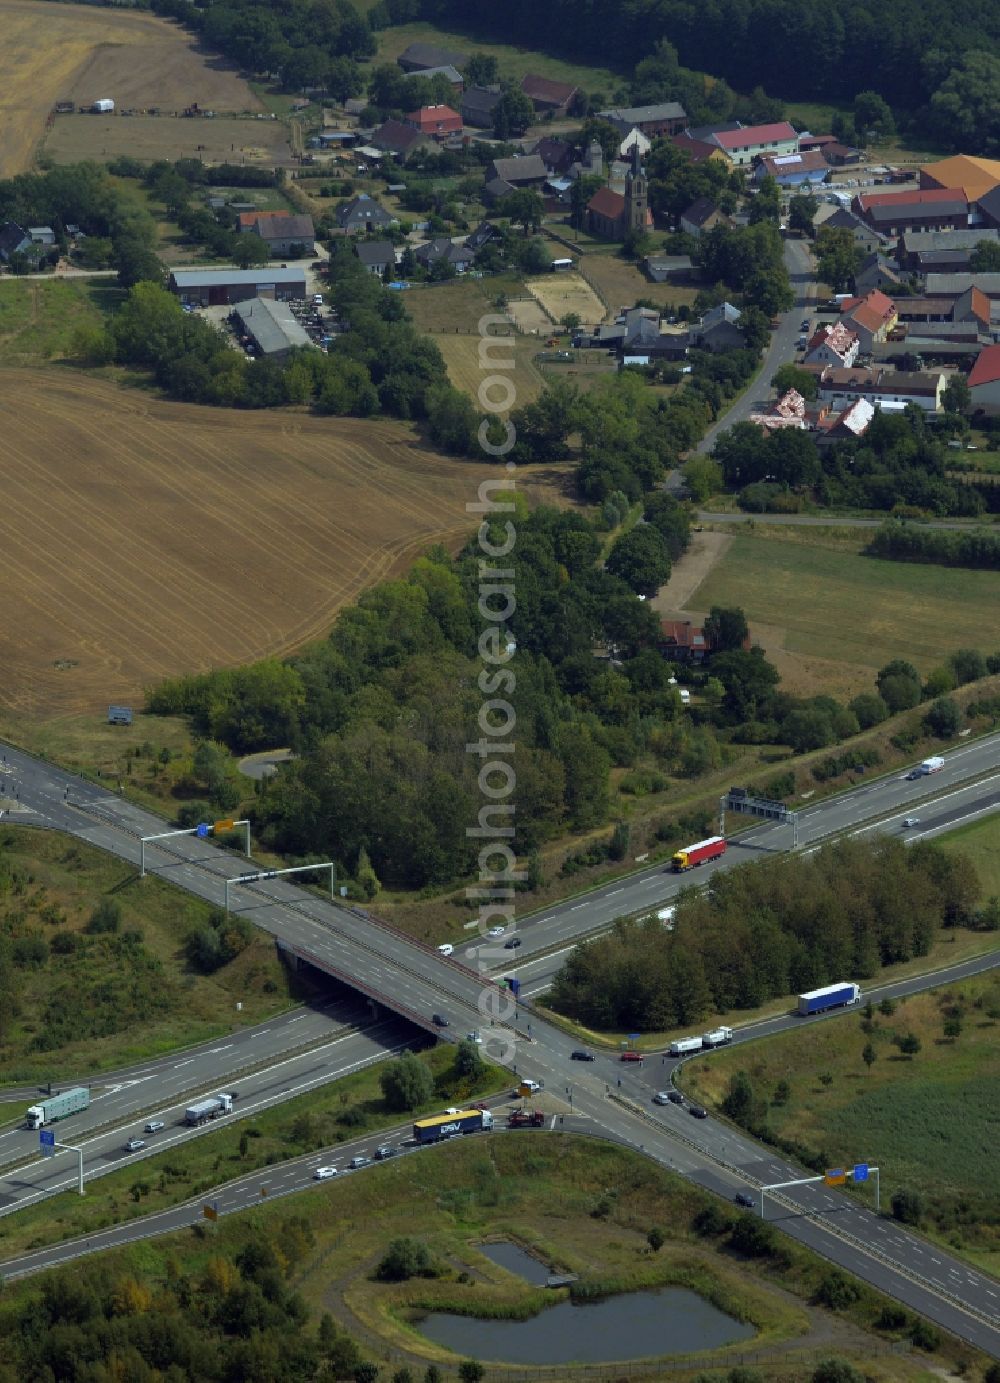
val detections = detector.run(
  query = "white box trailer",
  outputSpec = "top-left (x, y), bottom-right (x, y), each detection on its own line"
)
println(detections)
top-left (669, 1037), bottom-right (703, 1056)
top-left (702, 1026), bottom-right (734, 1047)
top-left (92, 98), bottom-right (115, 113)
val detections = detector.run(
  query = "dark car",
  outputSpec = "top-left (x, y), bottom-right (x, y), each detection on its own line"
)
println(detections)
top-left (432, 1013), bottom-right (449, 1027)
top-left (689, 1104), bottom-right (708, 1118)
top-left (571, 1049), bottom-right (595, 1062)
top-left (667, 1090), bottom-right (684, 1105)
top-left (735, 1191), bottom-right (756, 1208)
top-left (504, 936), bottom-right (522, 949)
top-left (375, 1145), bottom-right (397, 1160)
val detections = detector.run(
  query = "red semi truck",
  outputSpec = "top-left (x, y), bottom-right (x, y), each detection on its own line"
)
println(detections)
top-left (671, 836), bottom-right (727, 872)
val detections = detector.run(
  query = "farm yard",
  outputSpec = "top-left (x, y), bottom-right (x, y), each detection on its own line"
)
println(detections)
top-left (0, 0), bottom-right (264, 178)
top-left (0, 369), bottom-right (535, 721)
top-left (525, 271), bottom-right (606, 327)
top-left (44, 114), bottom-right (289, 169)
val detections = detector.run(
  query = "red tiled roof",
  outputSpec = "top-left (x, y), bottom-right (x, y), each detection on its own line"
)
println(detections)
top-left (857, 187), bottom-right (967, 211)
top-left (521, 73), bottom-right (578, 104)
top-left (713, 121), bottom-right (797, 150)
top-left (588, 187), bottom-right (626, 218)
top-left (406, 104), bottom-right (461, 131)
top-left (670, 133), bottom-right (720, 163)
top-left (660, 620), bottom-right (705, 648)
top-left (237, 210), bottom-right (285, 228)
top-left (969, 344), bottom-right (1000, 388)
top-left (967, 286), bottom-right (991, 323)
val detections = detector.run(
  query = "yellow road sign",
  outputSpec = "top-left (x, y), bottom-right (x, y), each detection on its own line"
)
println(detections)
top-left (214, 819), bottom-right (235, 833)
top-left (824, 1169), bottom-right (846, 1186)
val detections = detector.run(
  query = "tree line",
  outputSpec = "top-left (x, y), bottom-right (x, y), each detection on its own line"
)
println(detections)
top-left (868, 520), bottom-right (1000, 570)
top-left (549, 837), bottom-right (985, 1031)
top-left (145, 487), bottom-right (1000, 890)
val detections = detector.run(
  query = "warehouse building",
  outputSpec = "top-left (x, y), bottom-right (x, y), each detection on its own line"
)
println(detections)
top-left (168, 266), bottom-right (307, 306)
top-left (233, 297), bottom-right (315, 360)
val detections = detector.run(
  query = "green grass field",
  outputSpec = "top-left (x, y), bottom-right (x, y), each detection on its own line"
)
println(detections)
top-left (0, 279), bottom-right (116, 365)
top-left (0, 827), bottom-right (300, 1079)
top-left (939, 813), bottom-right (1000, 901)
top-left (683, 971), bottom-right (1000, 1273)
top-left (690, 532), bottom-right (1000, 687)
top-left (372, 22), bottom-right (626, 98)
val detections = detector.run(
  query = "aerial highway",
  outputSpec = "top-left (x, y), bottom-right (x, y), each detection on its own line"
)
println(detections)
top-left (1, 736), bottom-right (999, 1351)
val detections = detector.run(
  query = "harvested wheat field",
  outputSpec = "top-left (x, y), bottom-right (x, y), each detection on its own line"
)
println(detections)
top-left (0, 370), bottom-right (531, 719)
top-left (525, 272), bottom-right (606, 328)
top-left (45, 114), bottom-right (289, 169)
top-left (0, 0), bottom-right (262, 178)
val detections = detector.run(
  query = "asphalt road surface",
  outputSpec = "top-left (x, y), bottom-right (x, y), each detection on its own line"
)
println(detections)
top-left (696, 236), bottom-right (815, 455)
top-left (1, 739), bottom-right (999, 1348)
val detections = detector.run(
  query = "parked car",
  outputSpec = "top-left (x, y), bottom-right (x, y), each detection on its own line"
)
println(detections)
top-left (123, 1137), bottom-right (146, 1153)
top-left (466, 1031), bottom-right (483, 1044)
top-left (144, 1120), bottom-right (165, 1134)
top-left (570, 1049), bottom-right (595, 1062)
top-left (313, 1166), bottom-right (338, 1180)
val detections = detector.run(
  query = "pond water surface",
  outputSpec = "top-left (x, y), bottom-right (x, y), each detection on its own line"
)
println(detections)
top-left (420, 1245), bottom-right (755, 1366)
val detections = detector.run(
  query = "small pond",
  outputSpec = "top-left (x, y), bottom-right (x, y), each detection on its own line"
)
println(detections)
top-left (419, 1242), bottom-right (755, 1365)
top-left (478, 1241), bottom-right (551, 1286)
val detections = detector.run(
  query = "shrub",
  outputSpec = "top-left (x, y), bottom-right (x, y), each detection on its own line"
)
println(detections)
top-left (814, 1270), bottom-right (861, 1310)
top-left (890, 1188), bottom-right (922, 1224)
top-left (811, 1361), bottom-right (865, 1383)
top-left (86, 898), bottom-right (122, 934)
top-left (375, 1237), bottom-right (435, 1282)
top-left (908, 1318), bottom-right (940, 1350)
top-left (379, 1053), bottom-right (434, 1111)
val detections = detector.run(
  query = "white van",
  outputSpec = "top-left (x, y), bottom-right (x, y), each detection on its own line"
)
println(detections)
top-left (437, 943), bottom-right (454, 957)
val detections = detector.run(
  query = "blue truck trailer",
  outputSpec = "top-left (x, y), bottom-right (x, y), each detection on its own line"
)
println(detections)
top-left (797, 983), bottom-right (861, 1016)
top-left (412, 1109), bottom-right (493, 1144)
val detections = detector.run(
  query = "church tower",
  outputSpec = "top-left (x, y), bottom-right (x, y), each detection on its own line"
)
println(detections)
top-left (624, 142), bottom-right (647, 235)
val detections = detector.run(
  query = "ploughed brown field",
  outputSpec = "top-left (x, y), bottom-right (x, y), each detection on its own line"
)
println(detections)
top-left (0, 370), bottom-right (513, 718)
top-left (0, 0), bottom-right (263, 178)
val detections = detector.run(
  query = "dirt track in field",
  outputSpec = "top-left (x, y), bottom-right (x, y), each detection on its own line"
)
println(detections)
top-left (0, 370), bottom-right (508, 718)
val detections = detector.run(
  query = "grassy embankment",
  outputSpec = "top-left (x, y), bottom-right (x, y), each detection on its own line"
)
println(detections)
top-left (682, 964), bottom-right (1000, 1275)
top-left (0, 826), bottom-right (302, 1080)
top-left (0, 1045), bottom-right (503, 1262)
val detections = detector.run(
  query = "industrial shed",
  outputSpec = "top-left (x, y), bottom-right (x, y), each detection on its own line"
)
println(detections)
top-left (168, 266), bottom-right (307, 306)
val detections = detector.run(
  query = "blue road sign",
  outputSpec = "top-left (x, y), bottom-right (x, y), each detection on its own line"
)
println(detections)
top-left (507, 976), bottom-right (521, 997)
top-left (196, 823), bottom-right (210, 838)
top-left (853, 1163), bottom-right (869, 1183)
top-left (40, 1129), bottom-right (55, 1156)
top-left (628, 1032), bottom-right (641, 1041)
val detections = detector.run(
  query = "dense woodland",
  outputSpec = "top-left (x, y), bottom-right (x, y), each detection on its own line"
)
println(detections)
top-left (0, 1226), bottom-right (371, 1382)
top-left (549, 837), bottom-right (990, 1031)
